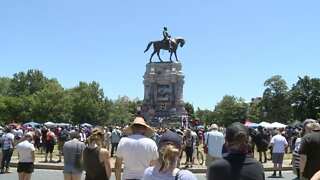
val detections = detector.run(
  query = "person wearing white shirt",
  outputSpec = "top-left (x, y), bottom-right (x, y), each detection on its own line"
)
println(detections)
top-left (115, 117), bottom-right (158, 180)
top-left (17, 134), bottom-right (35, 180)
top-left (270, 130), bottom-right (288, 177)
top-left (204, 124), bottom-right (225, 167)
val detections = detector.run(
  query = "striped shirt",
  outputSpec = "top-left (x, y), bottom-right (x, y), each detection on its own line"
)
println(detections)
top-left (292, 138), bottom-right (301, 169)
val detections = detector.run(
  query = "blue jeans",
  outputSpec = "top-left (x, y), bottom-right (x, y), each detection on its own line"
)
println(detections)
top-left (111, 143), bottom-right (118, 157)
top-left (1, 148), bottom-right (13, 169)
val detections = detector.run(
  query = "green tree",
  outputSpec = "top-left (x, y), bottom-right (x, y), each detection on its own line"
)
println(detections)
top-left (185, 102), bottom-right (195, 120)
top-left (9, 69), bottom-right (50, 96)
top-left (109, 96), bottom-right (139, 125)
top-left (70, 81), bottom-right (106, 125)
top-left (261, 75), bottom-right (292, 124)
top-left (212, 95), bottom-right (248, 126)
top-left (0, 96), bottom-right (26, 123)
top-left (290, 76), bottom-right (320, 121)
top-left (195, 108), bottom-right (213, 125)
top-left (0, 77), bottom-right (11, 96)
top-left (31, 79), bottom-right (72, 123)
top-left (247, 98), bottom-right (263, 122)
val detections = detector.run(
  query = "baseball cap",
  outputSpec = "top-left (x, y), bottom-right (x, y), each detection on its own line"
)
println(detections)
top-left (158, 131), bottom-right (182, 149)
top-left (225, 122), bottom-right (249, 143)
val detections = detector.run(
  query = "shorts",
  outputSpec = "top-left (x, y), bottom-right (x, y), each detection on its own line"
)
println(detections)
top-left (63, 162), bottom-right (83, 174)
top-left (257, 142), bottom-right (268, 152)
top-left (17, 162), bottom-right (34, 173)
top-left (46, 143), bottom-right (54, 153)
top-left (205, 153), bottom-right (220, 167)
top-left (272, 153), bottom-right (284, 164)
top-left (104, 141), bottom-right (110, 147)
top-left (58, 141), bottom-right (65, 151)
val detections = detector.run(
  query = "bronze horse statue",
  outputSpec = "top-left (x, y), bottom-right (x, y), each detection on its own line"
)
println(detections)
top-left (144, 37), bottom-right (186, 63)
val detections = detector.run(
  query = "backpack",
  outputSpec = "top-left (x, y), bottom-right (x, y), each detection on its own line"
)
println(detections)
top-left (186, 137), bottom-right (194, 148)
top-left (59, 130), bottom-right (70, 141)
top-left (49, 135), bottom-right (56, 145)
top-left (195, 136), bottom-right (200, 146)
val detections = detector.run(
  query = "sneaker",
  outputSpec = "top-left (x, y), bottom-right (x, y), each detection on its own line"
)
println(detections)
top-left (270, 173), bottom-right (277, 177)
top-left (5, 168), bottom-right (11, 173)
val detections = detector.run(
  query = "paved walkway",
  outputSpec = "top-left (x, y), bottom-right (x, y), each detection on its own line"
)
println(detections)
top-left (8, 155), bottom-right (292, 174)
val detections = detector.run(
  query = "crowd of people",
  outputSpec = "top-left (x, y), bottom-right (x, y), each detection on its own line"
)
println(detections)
top-left (0, 117), bottom-right (320, 180)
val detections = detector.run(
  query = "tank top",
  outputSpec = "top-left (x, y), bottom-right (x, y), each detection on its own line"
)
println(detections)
top-left (83, 147), bottom-right (108, 180)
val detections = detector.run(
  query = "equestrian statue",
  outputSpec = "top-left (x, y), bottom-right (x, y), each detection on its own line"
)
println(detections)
top-left (144, 26), bottom-right (186, 63)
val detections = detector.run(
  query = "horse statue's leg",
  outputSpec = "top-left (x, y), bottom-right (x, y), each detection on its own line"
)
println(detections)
top-left (169, 51), bottom-right (173, 62)
top-left (149, 51), bottom-right (156, 63)
top-left (157, 51), bottom-right (163, 62)
top-left (174, 51), bottom-right (179, 62)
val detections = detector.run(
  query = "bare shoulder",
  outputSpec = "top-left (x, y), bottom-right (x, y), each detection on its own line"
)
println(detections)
top-left (99, 148), bottom-right (110, 157)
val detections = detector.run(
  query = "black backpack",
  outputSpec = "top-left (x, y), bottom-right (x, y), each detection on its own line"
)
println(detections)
top-left (59, 130), bottom-right (70, 141)
top-left (186, 137), bottom-right (194, 148)
top-left (49, 135), bottom-right (56, 145)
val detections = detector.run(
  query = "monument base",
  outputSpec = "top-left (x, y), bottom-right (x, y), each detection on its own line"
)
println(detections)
top-left (140, 62), bottom-right (188, 126)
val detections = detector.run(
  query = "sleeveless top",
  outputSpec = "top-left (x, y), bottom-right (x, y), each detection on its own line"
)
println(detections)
top-left (83, 147), bottom-right (108, 180)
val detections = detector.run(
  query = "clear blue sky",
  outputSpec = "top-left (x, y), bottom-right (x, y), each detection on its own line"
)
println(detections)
top-left (1, 1), bottom-right (320, 110)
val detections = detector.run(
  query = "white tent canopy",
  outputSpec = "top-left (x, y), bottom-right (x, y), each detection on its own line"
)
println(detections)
top-left (259, 121), bottom-right (271, 127)
top-left (55, 123), bottom-right (71, 127)
top-left (81, 123), bottom-right (93, 127)
top-left (266, 122), bottom-right (287, 128)
top-left (44, 121), bottom-right (55, 127)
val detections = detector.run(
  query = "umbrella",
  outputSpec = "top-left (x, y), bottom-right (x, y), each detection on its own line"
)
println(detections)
top-left (291, 120), bottom-right (302, 127)
top-left (259, 121), bottom-right (271, 127)
top-left (248, 123), bottom-right (260, 128)
top-left (244, 119), bottom-right (252, 126)
top-left (55, 123), bottom-right (71, 127)
top-left (81, 123), bottom-right (92, 127)
top-left (244, 120), bottom-right (252, 126)
top-left (8, 122), bottom-right (19, 127)
top-left (44, 121), bottom-right (55, 126)
top-left (196, 125), bottom-right (204, 129)
top-left (267, 122), bottom-right (287, 128)
top-left (24, 121), bottom-right (41, 126)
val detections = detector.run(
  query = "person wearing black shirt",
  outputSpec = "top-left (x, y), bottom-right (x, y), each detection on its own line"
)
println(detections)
top-left (207, 122), bottom-right (265, 180)
top-left (255, 126), bottom-right (269, 163)
top-left (299, 122), bottom-right (320, 180)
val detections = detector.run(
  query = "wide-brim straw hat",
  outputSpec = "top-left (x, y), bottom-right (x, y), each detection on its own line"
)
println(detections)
top-left (123, 117), bottom-right (154, 138)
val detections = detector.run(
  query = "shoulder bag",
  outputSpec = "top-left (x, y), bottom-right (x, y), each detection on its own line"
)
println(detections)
top-left (75, 142), bottom-right (84, 170)
top-left (203, 135), bottom-right (209, 154)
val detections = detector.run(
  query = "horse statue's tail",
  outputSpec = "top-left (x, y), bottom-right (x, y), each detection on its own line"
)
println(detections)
top-left (144, 42), bottom-right (153, 53)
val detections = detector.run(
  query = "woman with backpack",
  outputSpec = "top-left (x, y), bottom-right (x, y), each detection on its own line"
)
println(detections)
top-left (45, 128), bottom-right (56, 162)
top-left (63, 131), bottom-right (85, 180)
top-left (183, 129), bottom-right (194, 168)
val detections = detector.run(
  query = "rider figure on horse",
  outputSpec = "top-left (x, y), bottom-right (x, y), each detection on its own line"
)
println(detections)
top-left (162, 26), bottom-right (172, 51)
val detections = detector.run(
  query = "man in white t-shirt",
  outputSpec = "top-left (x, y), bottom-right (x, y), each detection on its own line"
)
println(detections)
top-left (205, 124), bottom-right (225, 167)
top-left (115, 117), bottom-right (158, 180)
top-left (270, 130), bottom-right (288, 177)
top-left (17, 134), bottom-right (35, 179)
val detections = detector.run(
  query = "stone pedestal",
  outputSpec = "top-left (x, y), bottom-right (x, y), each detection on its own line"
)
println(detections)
top-left (141, 62), bottom-right (188, 123)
